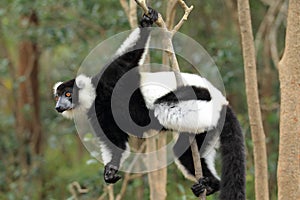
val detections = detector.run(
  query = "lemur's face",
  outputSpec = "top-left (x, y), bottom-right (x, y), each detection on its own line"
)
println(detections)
top-left (53, 79), bottom-right (76, 115)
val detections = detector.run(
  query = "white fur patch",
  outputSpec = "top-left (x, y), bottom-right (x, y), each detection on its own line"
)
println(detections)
top-left (203, 148), bottom-right (220, 180)
top-left (115, 28), bottom-right (141, 57)
top-left (154, 100), bottom-right (217, 133)
top-left (140, 72), bottom-right (228, 133)
top-left (53, 81), bottom-right (63, 95)
top-left (99, 141), bottom-right (112, 165)
top-left (174, 158), bottom-right (197, 182)
top-left (99, 141), bottom-right (130, 166)
top-left (61, 110), bottom-right (74, 119)
top-left (138, 36), bottom-right (151, 66)
top-left (75, 74), bottom-right (96, 112)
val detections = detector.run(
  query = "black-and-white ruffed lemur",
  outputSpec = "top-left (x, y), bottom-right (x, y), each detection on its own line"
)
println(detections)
top-left (53, 8), bottom-right (245, 200)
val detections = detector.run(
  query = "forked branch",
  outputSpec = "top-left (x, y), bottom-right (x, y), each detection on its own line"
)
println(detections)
top-left (135, 1), bottom-right (205, 199)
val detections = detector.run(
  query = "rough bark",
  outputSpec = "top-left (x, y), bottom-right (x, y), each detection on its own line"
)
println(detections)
top-left (120, 2), bottom-right (167, 199)
top-left (146, 131), bottom-right (167, 200)
top-left (237, 0), bottom-right (269, 200)
top-left (277, 0), bottom-right (300, 199)
top-left (16, 11), bottom-right (42, 169)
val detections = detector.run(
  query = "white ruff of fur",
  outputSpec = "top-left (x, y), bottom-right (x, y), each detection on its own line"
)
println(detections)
top-left (75, 74), bottom-right (96, 112)
top-left (61, 110), bottom-right (74, 119)
top-left (115, 28), bottom-right (141, 57)
top-left (140, 72), bottom-right (228, 133)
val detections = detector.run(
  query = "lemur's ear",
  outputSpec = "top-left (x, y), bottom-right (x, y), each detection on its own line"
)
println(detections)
top-left (53, 82), bottom-right (63, 95)
top-left (75, 74), bottom-right (90, 89)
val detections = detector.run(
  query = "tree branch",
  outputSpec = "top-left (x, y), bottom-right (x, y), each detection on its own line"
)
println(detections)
top-left (120, 0), bottom-right (138, 28)
top-left (166, 0), bottom-right (178, 29)
top-left (116, 142), bottom-right (146, 200)
top-left (135, 1), bottom-right (205, 199)
top-left (135, 0), bottom-right (166, 28)
top-left (269, 1), bottom-right (287, 68)
top-left (189, 136), bottom-right (206, 199)
top-left (172, 0), bottom-right (194, 34)
top-left (68, 181), bottom-right (89, 200)
top-left (237, 0), bottom-right (269, 199)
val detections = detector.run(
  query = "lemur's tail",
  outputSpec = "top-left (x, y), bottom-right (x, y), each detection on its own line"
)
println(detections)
top-left (219, 106), bottom-right (246, 200)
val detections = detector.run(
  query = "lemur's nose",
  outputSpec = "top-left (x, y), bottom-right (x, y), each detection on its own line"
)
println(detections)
top-left (56, 106), bottom-right (65, 113)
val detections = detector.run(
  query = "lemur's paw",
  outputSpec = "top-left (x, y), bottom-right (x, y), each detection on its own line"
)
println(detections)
top-left (141, 7), bottom-right (158, 27)
top-left (104, 164), bottom-right (121, 184)
top-left (191, 177), bottom-right (209, 197)
top-left (146, 7), bottom-right (159, 22)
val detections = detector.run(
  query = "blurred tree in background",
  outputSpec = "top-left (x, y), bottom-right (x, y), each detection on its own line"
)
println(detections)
top-left (0, 0), bottom-right (288, 199)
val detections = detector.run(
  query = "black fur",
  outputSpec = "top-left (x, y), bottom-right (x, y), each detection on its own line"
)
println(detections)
top-left (88, 8), bottom-right (159, 183)
top-left (173, 133), bottom-right (220, 196)
top-left (54, 8), bottom-right (245, 199)
top-left (173, 106), bottom-right (245, 199)
top-left (219, 106), bottom-right (246, 199)
top-left (154, 86), bottom-right (211, 104)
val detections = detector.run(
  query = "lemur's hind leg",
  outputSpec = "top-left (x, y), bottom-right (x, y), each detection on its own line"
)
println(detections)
top-left (173, 133), bottom-right (220, 197)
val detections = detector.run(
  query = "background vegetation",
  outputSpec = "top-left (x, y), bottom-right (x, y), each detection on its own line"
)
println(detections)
top-left (0, 0), bottom-right (287, 199)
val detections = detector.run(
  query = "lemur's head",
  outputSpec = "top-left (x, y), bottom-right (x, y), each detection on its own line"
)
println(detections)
top-left (53, 79), bottom-right (77, 118)
top-left (53, 75), bottom-right (96, 119)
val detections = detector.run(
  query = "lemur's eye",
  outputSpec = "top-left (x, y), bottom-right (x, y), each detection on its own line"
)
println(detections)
top-left (65, 92), bottom-right (72, 97)
top-left (55, 96), bottom-right (59, 101)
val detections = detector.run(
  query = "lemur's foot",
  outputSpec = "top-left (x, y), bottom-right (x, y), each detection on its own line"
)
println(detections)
top-left (141, 7), bottom-right (158, 27)
top-left (104, 164), bottom-right (121, 184)
top-left (191, 177), bottom-right (220, 197)
top-left (191, 177), bottom-right (209, 197)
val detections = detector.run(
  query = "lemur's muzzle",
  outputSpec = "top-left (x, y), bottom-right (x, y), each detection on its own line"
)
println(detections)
top-left (55, 96), bottom-right (73, 113)
top-left (55, 106), bottom-right (66, 113)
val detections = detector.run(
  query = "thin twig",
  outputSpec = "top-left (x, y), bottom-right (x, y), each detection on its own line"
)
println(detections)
top-left (68, 181), bottom-right (89, 200)
top-left (120, 0), bottom-right (130, 16)
top-left (120, 0), bottom-right (138, 28)
top-left (166, 0), bottom-right (178, 29)
top-left (135, 1), bottom-right (205, 199)
top-left (116, 142), bottom-right (146, 200)
top-left (108, 184), bottom-right (114, 200)
top-left (189, 137), bottom-right (206, 199)
top-left (172, 0), bottom-right (194, 34)
top-left (129, 0), bottom-right (138, 27)
top-left (269, 1), bottom-right (287, 68)
top-left (254, 0), bottom-right (283, 55)
top-left (135, 0), bottom-right (166, 28)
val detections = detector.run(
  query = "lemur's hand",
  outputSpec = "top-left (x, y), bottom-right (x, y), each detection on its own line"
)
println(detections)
top-left (104, 164), bottom-right (121, 184)
top-left (140, 7), bottom-right (158, 27)
top-left (191, 177), bottom-right (209, 197)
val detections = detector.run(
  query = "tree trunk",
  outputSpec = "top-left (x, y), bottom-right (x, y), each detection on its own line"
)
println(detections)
top-left (237, 0), bottom-right (269, 200)
top-left (16, 11), bottom-right (42, 169)
top-left (120, 2), bottom-right (167, 199)
top-left (146, 131), bottom-right (167, 200)
top-left (277, 0), bottom-right (300, 199)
